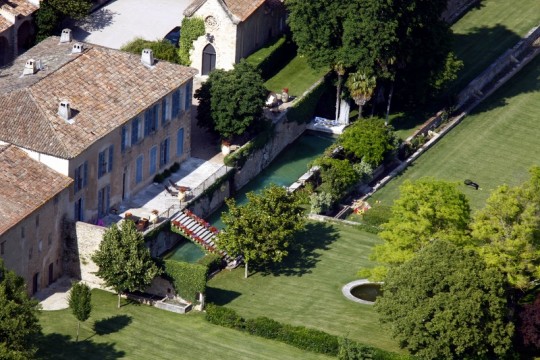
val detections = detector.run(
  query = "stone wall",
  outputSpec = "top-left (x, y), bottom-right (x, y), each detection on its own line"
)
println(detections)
top-left (456, 25), bottom-right (540, 109)
top-left (64, 221), bottom-right (107, 288)
top-left (442, 0), bottom-right (478, 23)
top-left (234, 116), bottom-right (307, 190)
top-left (188, 178), bottom-right (232, 218)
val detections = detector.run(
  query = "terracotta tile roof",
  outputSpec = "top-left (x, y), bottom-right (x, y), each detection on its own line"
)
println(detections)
top-left (0, 15), bottom-right (11, 33)
top-left (0, 36), bottom-right (198, 159)
top-left (184, 0), bottom-right (283, 23)
top-left (0, 145), bottom-right (72, 236)
top-left (0, 0), bottom-right (38, 18)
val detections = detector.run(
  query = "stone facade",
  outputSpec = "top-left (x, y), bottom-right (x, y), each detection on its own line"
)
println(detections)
top-left (186, 0), bottom-right (286, 76)
top-left (0, 0), bottom-right (39, 66)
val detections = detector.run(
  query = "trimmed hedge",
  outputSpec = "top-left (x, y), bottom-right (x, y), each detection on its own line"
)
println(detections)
top-left (245, 35), bottom-right (297, 81)
top-left (164, 260), bottom-right (207, 303)
top-left (287, 75), bottom-right (331, 124)
top-left (197, 253), bottom-right (223, 275)
top-left (204, 305), bottom-right (410, 358)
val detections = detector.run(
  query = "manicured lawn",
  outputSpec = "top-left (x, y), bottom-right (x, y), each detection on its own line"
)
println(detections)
top-left (38, 290), bottom-right (332, 360)
top-left (450, 0), bottom-right (540, 92)
top-left (264, 55), bottom-right (328, 97)
top-left (371, 54), bottom-right (540, 210)
top-left (207, 222), bottom-right (401, 353)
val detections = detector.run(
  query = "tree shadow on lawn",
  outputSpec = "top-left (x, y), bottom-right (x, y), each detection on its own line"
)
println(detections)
top-left (205, 287), bottom-right (242, 306)
top-left (93, 315), bottom-right (133, 336)
top-left (36, 333), bottom-right (125, 360)
top-left (257, 221), bottom-right (340, 277)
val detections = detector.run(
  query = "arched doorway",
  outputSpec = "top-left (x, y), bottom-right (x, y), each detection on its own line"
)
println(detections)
top-left (202, 44), bottom-right (216, 75)
top-left (0, 36), bottom-right (9, 66)
top-left (17, 20), bottom-right (33, 54)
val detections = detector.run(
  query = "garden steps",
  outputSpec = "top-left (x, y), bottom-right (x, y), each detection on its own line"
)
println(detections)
top-left (171, 211), bottom-right (233, 262)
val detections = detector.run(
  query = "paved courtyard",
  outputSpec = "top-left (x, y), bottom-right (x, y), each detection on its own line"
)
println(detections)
top-left (70, 0), bottom-right (191, 49)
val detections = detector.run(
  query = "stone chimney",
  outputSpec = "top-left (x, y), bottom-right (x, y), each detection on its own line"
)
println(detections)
top-left (72, 43), bottom-right (84, 54)
top-left (60, 29), bottom-right (72, 43)
top-left (141, 49), bottom-right (154, 67)
top-left (23, 59), bottom-right (37, 75)
top-left (58, 101), bottom-right (72, 121)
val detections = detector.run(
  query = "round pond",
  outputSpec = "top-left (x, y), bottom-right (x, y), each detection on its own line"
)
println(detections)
top-left (342, 279), bottom-right (383, 305)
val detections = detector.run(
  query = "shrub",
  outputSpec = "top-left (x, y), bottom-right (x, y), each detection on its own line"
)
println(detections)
top-left (278, 324), bottom-right (340, 356)
top-left (170, 162), bottom-right (180, 172)
top-left (338, 337), bottom-right (375, 360)
top-left (315, 157), bottom-right (360, 201)
top-left (353, 160), bottom-right (374, 183)
top-left (197, 253), bottom-right (223, 275)
top-left (205, 304), bottom-right (244, 329)
top-left (178, 17), bottom-right (205, 65)
top-left (310, 192), bottom-right (333, 214)
top-left (245, 316), bottom-right (283, 338)
top-left (121, 38), bottom-right (180, 63)
top-left (164, 260), bottom-right (207, 303)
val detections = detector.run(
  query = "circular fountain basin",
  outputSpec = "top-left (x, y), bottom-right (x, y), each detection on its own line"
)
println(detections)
top-left (342, 279), bottom-right (383, 305)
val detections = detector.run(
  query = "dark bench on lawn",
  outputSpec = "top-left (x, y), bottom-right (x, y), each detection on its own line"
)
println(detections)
top-left (464, 179), bottom-right (479, 190)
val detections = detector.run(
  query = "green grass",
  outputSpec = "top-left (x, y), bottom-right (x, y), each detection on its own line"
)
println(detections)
top-left (38, 290), bottom-right (333, 360)
top-left (207, 222), bottom-right (400, 353)
top-left (389, 0), bottom-right (540, 139)
top-left (450, 0), bottom-right (540, 92)
top-left (264, 55), bottom-right (328, 97)
top-left (371, 54), bottom-right (540, 210)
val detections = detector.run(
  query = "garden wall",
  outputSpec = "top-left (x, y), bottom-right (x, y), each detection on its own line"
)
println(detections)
top-left (441, 0), bottom-right (479, 23)
top-left (188, 176), bottom-right (233, 218)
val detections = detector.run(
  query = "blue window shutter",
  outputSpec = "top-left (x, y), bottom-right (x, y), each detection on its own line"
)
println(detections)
top-left (80, 198), bottom-right (84, 221)
top-left (144, 110), bottom-right (150, 136)
top-left (74, 166), bottom-right (80, 193)
top-left (132, 118), bottom-right (139, 144)
top-left (108, 145), bottom-right (114, 173)
top-left (121, 126), bottom-right (127, 152)
top-left (106, 185), bottom-right (110, 213)
top-left (83, 161), bottom-right (88, 187)
top-left (98, 151), bottom-right (104, 178)
top-left (74, 201), bottom-right (78, 221)
top-left (136, 155), bottom-right (143, 183)
top-left (161, 97), bottom-right (167, 124)
top-left (172, 90), bottom-right (180, 118)
top-left (150, 147), bottom-right (157, 175)
top-left (97, 188), bottom-right (103, 218)
top-left (154, 104), bottom-right (159, 130)
top-left (177, 128), bottom-right (184, 156)
top-left (165, 138), bottom-right (170, 164)
top-left (185, 82), bottom-right (192, 110)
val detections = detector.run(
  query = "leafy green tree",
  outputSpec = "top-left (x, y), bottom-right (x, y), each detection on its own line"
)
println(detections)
top-left (36, 0), bottom-right (92, 42)
top-left (472, 167), bottom-right (540, 291)
top-left (0, 259), bottom-right (41, 359)
top-left (367, 178), bottom-right (472, 279)
top-left (67, 282), bottom-right (92, 342)
top-left (217, 184), bottom-right (305, 278)
top-left (338, 118), bottom-right (397, 167)
top-left (375, 240), bottom-right (514, 360)
top-left (92, 221), bottom-right (162, 308)
top-left (314, 157), bottom-right (359, 202)
top-left (194, 60), bottom-right (267, 141)
top-left (345, 71), bottom-right (377, 119)
top-left (121, 38), bottom-right (179, 63)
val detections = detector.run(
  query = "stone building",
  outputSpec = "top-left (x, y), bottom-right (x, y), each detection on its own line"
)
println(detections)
top-left (0, 0), bottom-right (39, 66)
top-left (183, 0), bottom-right (286, 76)
top-left (0, 32), bottom-right (198, 224)
top-left (0, 145), bottom-right (72, 294)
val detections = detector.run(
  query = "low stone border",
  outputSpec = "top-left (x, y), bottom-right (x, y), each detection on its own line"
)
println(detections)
top-left (342, 279), bottom-right (381, 305)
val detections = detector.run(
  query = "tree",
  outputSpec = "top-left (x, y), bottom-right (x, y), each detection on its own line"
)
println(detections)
top-left (0, 259), bottom-right (41, 359)
top-left (472, 167), bottom-right (540, 291)
top-left (338, 118), bottom-right (397, 167)
top-left (345, 71), bottom-right (377, 119)
top-left (36, 0), bottom-right (92, 42)
top-left (121, 38), bottom-right (179, 64)
top-left (375, 240), bottom-right (514, 360)
top-left (517, 293), bottom-right (540, 350)
top-left (194, 60), bottom-right (267, 141)
top-left (92, 220), bottom-right (162, 308)
top-left (216, 184), bottom-right (305, 278)
top-left (314, 157), bottom-right (359, 202)
top-left (68, 282), bottom-right (91, 342)
top-left (367, 178), bottom-right (472, 279)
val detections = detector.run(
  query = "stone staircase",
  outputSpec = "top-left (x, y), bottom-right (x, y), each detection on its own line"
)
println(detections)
top-left (171, 210), bottom-right (232, 262)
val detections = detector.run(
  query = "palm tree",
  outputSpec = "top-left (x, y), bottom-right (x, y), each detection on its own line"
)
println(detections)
top-left (333, 62), bottom-right (346, 121)
top-left (346, 71), bottom-right (377, 119)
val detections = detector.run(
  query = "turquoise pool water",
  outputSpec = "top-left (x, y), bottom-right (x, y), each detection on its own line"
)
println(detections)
top-left (165, 132), bottom-right (334, 261)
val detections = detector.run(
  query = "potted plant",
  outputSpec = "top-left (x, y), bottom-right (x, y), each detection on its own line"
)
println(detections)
top-left (149, 209), bottom-right (159, 224)
top-left (282, 88), bottom-right (289, 103)
top-left (221, 139), bottom-right (231, 155)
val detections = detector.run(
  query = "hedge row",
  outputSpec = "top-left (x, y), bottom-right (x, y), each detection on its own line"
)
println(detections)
top-left (287, 75), bottom-right (331, 124)
top-left (205, 304), bottom-right (411, 359)
top-left (164, 260), bottom-right (207, 303)
top-left (245, 35), bottom-right (297, 80)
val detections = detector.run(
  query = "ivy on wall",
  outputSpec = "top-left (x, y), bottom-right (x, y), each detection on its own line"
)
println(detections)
top-left (164, 260), bottom-right (207, 303)
top-left (178, 17), bottom-right (206, 66)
